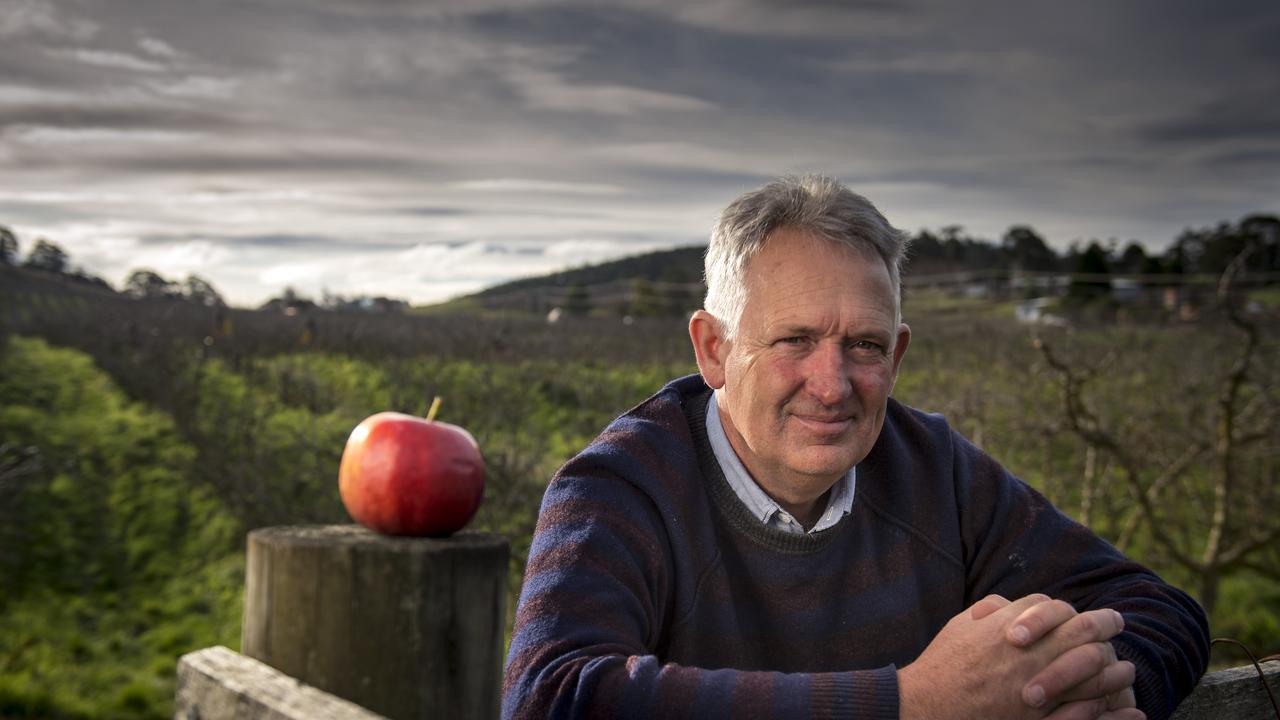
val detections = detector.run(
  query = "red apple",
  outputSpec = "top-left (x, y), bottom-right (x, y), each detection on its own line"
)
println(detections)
top-left (338, 407), bottom-right (485, 537)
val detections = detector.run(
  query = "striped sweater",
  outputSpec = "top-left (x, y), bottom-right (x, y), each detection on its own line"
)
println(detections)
top-left (503, 374), bottom-right (1209, 719)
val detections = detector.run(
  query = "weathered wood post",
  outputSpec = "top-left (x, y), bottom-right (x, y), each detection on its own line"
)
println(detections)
top-left (241, 525), bottom-right (509, 720)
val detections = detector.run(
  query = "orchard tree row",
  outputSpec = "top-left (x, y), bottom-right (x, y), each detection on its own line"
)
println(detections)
top-left (905, 214), bottom-right (1280, 277)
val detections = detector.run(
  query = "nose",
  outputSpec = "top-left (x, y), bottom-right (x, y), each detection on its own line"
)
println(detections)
top-left (803, 341), bottom-right (852, 407)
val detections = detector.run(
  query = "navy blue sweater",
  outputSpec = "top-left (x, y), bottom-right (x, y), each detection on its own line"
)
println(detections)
top-left (503, 375), bottom-right (1209, 719)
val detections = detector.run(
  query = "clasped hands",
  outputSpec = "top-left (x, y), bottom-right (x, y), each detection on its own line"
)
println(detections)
top-left (899, 594), bottom-right (1143, 720)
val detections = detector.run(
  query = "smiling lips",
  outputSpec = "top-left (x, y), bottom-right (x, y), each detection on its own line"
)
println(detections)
top-left (790, 412), bottom-right (854, 435)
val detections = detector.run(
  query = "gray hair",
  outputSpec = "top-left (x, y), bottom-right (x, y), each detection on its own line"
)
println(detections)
top-left (703, 174), bottom-right (910, 339)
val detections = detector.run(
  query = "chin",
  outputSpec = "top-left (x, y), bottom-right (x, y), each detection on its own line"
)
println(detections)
top-left (791, 450), bottom-right (858, 481)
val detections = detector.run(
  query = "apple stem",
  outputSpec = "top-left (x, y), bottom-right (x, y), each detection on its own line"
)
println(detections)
top-left (426, 396), bottom-right (442, 422)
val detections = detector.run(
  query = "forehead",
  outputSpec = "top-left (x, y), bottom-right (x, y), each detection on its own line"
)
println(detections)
top-left (741, 228), bottom-right (896, 325)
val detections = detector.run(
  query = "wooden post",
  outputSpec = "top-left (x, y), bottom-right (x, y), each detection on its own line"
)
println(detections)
top-left (241, 525), bottom-right (509, 720)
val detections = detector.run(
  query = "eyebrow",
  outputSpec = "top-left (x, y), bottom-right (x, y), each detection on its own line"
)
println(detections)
top-left (773, 323), bottom-right (893, 343)
top-left (770, 323), bottom-right (829, 340)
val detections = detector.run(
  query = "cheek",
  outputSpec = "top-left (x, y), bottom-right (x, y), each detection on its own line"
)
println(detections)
top-left (749, 359), bottom-right (803, 404)
top-left (728, 363), bottom-right (790, 422)
top-left (851, 366), bottom-right (897, 400)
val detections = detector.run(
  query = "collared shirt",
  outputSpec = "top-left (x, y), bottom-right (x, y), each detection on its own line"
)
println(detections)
top-left (705, 390), bottom-right (855, 535)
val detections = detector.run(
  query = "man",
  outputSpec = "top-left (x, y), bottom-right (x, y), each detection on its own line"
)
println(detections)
top-left (503, 176), bottom-right (1209, 719)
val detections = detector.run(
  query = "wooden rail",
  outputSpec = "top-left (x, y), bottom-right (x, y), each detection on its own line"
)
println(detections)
top-left (1170, 661), bottom-right (1279, 720)
top-left (175, 646), bottom-right (385, 720)
top-left (177, 646), bottom-right (1279, 720)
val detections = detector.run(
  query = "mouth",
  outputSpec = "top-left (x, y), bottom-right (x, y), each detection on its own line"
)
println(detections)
top-left (790, 413), bottom-right (854, 435)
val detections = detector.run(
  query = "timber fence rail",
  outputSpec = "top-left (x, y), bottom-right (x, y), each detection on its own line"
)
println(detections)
top-left (176, 648), bottom-right (1280, 720)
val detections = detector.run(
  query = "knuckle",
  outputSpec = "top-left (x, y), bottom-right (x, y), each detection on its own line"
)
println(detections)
top-left (1089, 642), bottom-right (1110, 667)
top-left (1077, 611), bottom-right (1098, 635)
top-left (1100, 641), bottom-right (1118, 663)
top-left (1063, 698), bottom-right (1107, 720)
top-left (1096, 669), bottom-right (1115, 695)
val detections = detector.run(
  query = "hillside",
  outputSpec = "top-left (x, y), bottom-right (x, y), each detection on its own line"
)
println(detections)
top-left (470, 245), bottom-right (706, 298)
top-left (445, 245), bottom-right (707, 315)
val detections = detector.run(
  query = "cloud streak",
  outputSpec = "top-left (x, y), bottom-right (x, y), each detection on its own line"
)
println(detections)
top-left (0, 0), bottom-right (1276, 306)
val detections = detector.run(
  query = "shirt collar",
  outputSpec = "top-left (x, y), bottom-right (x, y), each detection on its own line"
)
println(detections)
top-left (705, 390), bottom-right (856, 534)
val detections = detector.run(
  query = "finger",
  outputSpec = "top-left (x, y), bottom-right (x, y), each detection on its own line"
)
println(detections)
top-left (1043, 700), bottom-right (1145, 720)
top-left (967, 592), bottom-right (1052, 627)
top-left (1098, 711), bottom-right (1145, 720)
top-left (1106, 687), bottom-right (1137, 710)
top-left (1053, 660), bottom-right (1136, 704)
top-left (1046, 609), bottom-right (1126, 653)
top-left (1023, 642), bottom-right (1118, 707)
top-left (1042, 697), bottom-right (1106, 720)
top-left (970, 593), bottom-right (1011, 620)
top-left (987, 593), bottom-right (1052, 623)
top-left (1007, 598), bottom-right (1077, 646)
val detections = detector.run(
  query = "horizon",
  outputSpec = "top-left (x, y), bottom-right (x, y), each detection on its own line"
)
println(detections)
top-left (2, 0), bottom-right (1277, 306)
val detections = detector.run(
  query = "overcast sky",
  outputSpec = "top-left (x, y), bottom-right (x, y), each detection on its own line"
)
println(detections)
top-left (2, 0), bottom-right (1277, 306)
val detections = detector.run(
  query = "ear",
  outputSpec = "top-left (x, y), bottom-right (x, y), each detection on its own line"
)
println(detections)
top-left (688, 310), bottom-right (729, 389)
top-left (889, 322), bottom-right (911, 386)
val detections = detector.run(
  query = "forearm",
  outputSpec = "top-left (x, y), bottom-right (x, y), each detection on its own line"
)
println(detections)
top-left (503, 649), bottom-right (900, 720)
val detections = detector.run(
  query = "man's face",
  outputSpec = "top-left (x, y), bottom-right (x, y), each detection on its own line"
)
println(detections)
top-left (693, 227), bottom-right (911, 515)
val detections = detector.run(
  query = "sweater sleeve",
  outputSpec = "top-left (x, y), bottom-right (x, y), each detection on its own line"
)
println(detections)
top-left (501, 468), bottom-right (900, 720)
top-left (953, 430), bottom-right (1211, 720)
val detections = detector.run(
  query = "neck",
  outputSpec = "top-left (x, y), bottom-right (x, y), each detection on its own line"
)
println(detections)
top-left (782, 489), bottom-right (830, 531)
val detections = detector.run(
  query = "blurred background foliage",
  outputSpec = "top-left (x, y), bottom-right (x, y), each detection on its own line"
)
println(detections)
top-left (1, 253), bottom-right (1277, 717)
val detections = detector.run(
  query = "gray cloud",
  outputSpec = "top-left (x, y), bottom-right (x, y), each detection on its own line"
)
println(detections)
top-left (1204, 148), bottom-right (1280, 171)
top-left (79, 150), bottom-right (429, 175)
top-left (138, 232), bottom-right (418, 251)
top-left (1140, 92), bottom-right (1280, 144)
top-left (1, 0), bottom-right (1277, 306)
top-left (397, 206), bottom-right (473, 217)
top-left (0, 103), bottom-right (244, 132)
top-left (0, 0), bottom-right (98, 41)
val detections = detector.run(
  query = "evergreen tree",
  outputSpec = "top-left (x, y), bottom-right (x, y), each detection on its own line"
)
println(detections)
top-left (1002, 225), bottom-right (1058, 272)
top-left (1068, 241), bottom-right (1112, 301)
top-left (23, 238), bottom-right (69, 273)
top-left (0, 226), bottom-right (17, 266)
top-left (1118, 242), bottom-right (1150, 274)
top-left (124, 269), bottom-right (178, 299)
top-left (183, 274), bottom-right (226, 307)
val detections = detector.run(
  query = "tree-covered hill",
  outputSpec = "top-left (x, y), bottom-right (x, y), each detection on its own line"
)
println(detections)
top-left (470, 245), bottom-right (707, 298)
top-left (436, 214), bottom-right (1280, 316)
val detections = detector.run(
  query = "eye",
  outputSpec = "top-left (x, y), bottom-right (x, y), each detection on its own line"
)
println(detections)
top-left (849, 339), bottom-right (885, 354)
top-left (776, 335), bottom-right (809, 346)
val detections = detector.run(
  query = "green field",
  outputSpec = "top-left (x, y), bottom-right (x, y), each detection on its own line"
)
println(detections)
top-left (1, 268), bottom-right (1277, 718)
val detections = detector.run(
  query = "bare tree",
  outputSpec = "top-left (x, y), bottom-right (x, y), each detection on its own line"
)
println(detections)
top-left (1034, 245), bottom-right (1278, 614)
